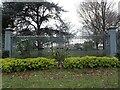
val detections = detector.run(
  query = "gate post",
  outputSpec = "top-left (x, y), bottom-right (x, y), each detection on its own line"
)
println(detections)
top-left (4, 27), bottom-right (13, 57)
top-left (108, 26), bottom-right (117, 57)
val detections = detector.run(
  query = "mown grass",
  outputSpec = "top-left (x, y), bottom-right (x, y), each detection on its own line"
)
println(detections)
top-left (2, 68), bottom-right (119, 88)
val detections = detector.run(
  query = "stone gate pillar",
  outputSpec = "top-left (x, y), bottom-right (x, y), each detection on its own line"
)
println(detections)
top-left (5, 27), bottom-right (13, 57)
top-left (108, 26), bottom-right (117, 57)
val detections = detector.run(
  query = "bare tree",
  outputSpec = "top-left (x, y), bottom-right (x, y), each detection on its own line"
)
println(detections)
top-left (77, 0), bottom-right (118, 49)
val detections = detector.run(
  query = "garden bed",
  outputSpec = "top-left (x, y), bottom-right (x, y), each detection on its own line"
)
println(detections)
top-left (1, 56), bottom-right (120, 88)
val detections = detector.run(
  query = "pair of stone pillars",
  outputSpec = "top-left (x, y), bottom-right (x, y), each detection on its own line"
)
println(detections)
top-left (4, 26), bottom-right (117, 57)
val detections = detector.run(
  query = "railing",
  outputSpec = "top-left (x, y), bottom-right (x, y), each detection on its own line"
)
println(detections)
top-left (11, 35), bottom-right (108, 58)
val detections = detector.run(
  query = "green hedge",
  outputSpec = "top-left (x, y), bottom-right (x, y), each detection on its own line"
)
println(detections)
top-left (0, 57), bottom-right (56, 73)
top-left (1, 56), bottom-right (120, 73)
top-left (63, 56), bottom-right (120, 69)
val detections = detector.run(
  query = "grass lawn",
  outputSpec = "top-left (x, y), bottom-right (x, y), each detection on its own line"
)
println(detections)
top-left (2, 68), bottom-right (119, 88)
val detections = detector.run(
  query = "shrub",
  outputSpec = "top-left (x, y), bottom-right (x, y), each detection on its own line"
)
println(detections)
top-left (2, 50), bottom-right (9, 58)
top-left (63, 56), bottom-right (120, 69)
top-left (51, 48), bottom-right (68, 68)
top-left (1, 56), bottom-right (120, 73)
top-left (116, 53), bottom-right (120, 60)
top-left (1, 57), bottom-right (56, 73)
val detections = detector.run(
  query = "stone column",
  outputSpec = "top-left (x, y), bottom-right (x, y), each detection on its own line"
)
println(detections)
top-left (108, 26), bottom-right (117, 57)
top-left (5, 27), bottom-right (13, 57)
top-left (0, 7), bottom-right (2, 58)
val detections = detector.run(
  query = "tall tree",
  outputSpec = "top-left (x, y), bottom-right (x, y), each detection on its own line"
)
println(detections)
top-left (2, 2), bottom-right (24, 31)
top-left (2, 1), bottom-right (71, 52)
top-left (77, 0), bottom-right (118, 49)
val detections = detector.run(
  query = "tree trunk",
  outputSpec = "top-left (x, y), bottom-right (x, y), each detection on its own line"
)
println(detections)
top-left (103, 40), bottom-right (105, 50)
top-left (95, 42), bottom-right (99, 50)
top-left (35, 40), bottom-right (44, 57)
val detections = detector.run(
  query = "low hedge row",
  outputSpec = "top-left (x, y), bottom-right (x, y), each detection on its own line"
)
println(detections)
top-left (63, 56), bottom-right (120, 69)
top-left (0, 57), bottom-right (56, 73)
top-left (1, 56), bottom-right (120, 73)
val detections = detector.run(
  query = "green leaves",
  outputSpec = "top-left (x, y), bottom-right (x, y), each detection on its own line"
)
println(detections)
top-left (1, 56), bottom-right (120, 73)
top-left (63, 56), bottom-right (120, 69)
top-left (1, 57), bottom-right (56, 73)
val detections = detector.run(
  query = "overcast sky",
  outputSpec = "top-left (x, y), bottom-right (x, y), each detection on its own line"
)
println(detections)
top-left (51, 0), bottom-right (83, 31)
top-left (51, 0), bottom-right (120, 29)
top-left (1, 0), bottom-right (120, 33)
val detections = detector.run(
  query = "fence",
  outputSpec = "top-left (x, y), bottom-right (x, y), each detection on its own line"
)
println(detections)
top-left (117, 31), bottom-right (120, 53)
top-left (3, 26), bottom-right (118, 58)
top-left (10, 35), bottom-right (107, 58)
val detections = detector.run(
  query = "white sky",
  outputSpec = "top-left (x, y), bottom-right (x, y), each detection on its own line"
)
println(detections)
top-left (51, 0), bottom-right (82, 31)
top-left (0, 0), bottom-right (119, 44)
top-left (51, 0), bottom-right (120, 28)
top-left (50, 0), bottom-right (120, 43)
top-left (1, 0), bottom-right (120, 33)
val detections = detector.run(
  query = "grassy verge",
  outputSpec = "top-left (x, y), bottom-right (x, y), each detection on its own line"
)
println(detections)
top-left (2, 68), bottom-right (118, 88)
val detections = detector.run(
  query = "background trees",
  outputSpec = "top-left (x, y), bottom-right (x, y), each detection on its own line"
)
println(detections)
top-left (2, 1), bottom-right (73, 57)
top-left (2, 1), bottom-right (74, 58)
top-left (2, 0), bottom-right (120, 58)
top-left (77, 0), bottom-right (119, 50)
